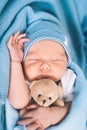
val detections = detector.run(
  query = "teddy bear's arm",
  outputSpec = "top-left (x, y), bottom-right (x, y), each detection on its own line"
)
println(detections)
top-left (57, 85), bottom-right (63, 98)
top-left (56, 82), bottom-right (64, 106)
top-left (54, 98), bottom-right (64, 106)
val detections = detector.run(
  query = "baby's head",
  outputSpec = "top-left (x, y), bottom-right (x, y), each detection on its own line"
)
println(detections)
top-left (23, 21), bottom-right (71, 82)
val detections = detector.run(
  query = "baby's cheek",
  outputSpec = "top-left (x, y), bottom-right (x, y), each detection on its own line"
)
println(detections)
top-left (23, 70), bottom-right (32, 81)
top-left (55, 68), bottom-right (66, 79)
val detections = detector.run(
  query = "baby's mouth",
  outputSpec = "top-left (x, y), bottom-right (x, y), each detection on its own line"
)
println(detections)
top-left (32, 75), bottom-right (57, 81)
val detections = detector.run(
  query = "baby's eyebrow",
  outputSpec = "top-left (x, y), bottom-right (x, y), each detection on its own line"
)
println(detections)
top-left (59, 50), bottom-right (68, 57)
top-left (27, 51), bottom-right (39, 57)
top-left (28, 55), bottom-right (39, 59)
top-left (27, 49), bottom-right (67, 60)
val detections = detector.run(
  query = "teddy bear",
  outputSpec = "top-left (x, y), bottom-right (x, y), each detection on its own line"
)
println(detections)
top-left (29, 78), bottom-right (64, 107)
top-left (20, 78), bottom-right (64, 116)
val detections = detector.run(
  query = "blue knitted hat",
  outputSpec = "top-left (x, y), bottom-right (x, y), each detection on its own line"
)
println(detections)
top-left (24, 21), bottom-right (71, 66)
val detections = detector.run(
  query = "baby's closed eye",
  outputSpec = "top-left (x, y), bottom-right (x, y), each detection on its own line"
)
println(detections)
top-left (28, 58), bottom-right (41, 63)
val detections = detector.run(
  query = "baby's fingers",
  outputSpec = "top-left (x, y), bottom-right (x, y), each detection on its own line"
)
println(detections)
top-left (7, 35), bottom-right (13, 49)
top-left (13, 31), bottom-right (20, 40)
top-left (16, 33), bottom-right (26, 40)
top-left (17, 38), bottom-right (29, 49)
top-left (18, 118), bottom-right (34, 125)
top-left (18, 38), bottom-right (29, 44)
top-left (13, 31), bottom-right (28, 43)
top-left (26, 121), bottom-right (43, 130)
top-left (26, 122), bottom-right (40, 130)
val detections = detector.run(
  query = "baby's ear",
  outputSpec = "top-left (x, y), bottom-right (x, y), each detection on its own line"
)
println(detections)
top-left (29, 80), bottom-right (37, 90)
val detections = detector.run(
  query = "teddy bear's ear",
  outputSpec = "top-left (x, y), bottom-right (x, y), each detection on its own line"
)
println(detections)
top-left (29, 80), bottom-right (37, 90)
top-left (57, 82), bottom-right (63, 97)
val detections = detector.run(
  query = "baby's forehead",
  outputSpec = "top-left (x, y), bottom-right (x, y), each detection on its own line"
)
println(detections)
top-left (27, 39), bottom-right (66, 54)
top-left (26, 40), bottom-right (67, 59)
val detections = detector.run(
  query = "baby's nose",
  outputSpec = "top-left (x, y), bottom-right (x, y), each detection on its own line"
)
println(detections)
top-left (40, 62), bottom-right (50, 71)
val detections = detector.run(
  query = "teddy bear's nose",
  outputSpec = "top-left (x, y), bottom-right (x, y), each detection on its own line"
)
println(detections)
top-left (43, 100), bottom-right (46, 104)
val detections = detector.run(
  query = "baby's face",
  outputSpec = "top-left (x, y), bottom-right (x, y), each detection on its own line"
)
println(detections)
top-left (23, 40), bottom-right (67, 82)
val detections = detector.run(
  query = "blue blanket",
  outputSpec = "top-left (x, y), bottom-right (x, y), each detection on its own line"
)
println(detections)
top-left (0, 0), bottom-right (87, 130)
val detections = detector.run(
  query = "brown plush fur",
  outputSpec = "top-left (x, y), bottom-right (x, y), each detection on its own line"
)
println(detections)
top-left (30, 79), bottom-right (64, 107)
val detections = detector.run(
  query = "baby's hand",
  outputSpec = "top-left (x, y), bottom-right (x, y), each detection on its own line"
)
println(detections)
top-left (7, 31), bottom-right (29, 63)
top-left (18, 105), bottom-right (53, 130)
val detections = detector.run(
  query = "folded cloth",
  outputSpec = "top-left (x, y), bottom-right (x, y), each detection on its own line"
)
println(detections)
top-left (5, 99), bottom-right (26, 130)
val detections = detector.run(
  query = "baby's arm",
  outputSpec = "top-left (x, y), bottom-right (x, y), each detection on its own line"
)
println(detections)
top-left (7, 31), bottom-right (30, 109)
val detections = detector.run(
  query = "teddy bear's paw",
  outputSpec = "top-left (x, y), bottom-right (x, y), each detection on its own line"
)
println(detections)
top-left (55, 98), bottom-right (64, 107)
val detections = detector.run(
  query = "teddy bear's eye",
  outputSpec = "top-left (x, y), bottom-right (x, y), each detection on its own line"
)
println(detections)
top-left (49, 97), bottom-right (52, 100)
top-left (38, 94), bottom-right (42, 97)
